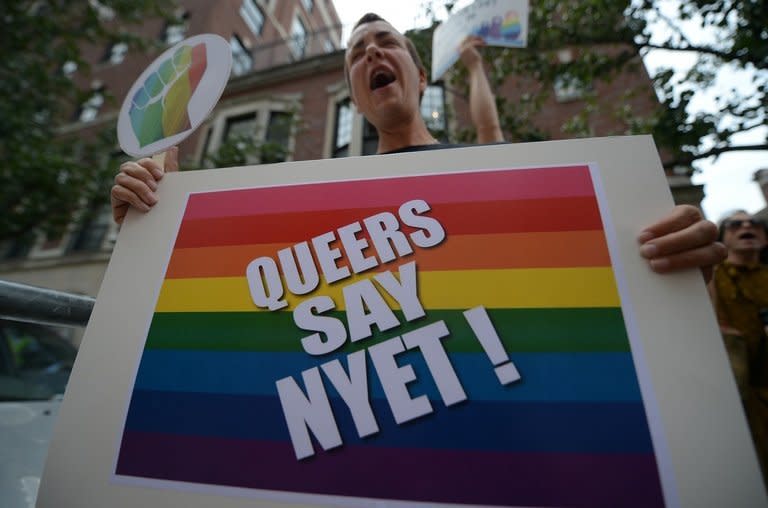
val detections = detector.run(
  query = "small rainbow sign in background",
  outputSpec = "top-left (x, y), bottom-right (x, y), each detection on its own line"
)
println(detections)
top-left (473, 10), bottom-right (523, 42)
top-left (115, 165), bottom-right (667, 507)
top-left (431, 0), bottom-right (527, 82)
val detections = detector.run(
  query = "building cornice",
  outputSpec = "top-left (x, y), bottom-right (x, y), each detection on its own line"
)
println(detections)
top-left (226, 50), bottom-right (344, 95)
top-left (53, 51), bottom-right (346, 136)
top-left (55, 110), bottom-right (118, 136)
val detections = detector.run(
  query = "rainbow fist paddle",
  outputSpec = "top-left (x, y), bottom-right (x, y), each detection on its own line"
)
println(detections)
top-left (118, 34), bottom-right (231, 158)
top-left (129, 42), bottom-right (206, 147)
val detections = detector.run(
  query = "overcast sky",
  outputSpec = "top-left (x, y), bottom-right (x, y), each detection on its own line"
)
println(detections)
top-left (331, 0), bottom-right (767, 221)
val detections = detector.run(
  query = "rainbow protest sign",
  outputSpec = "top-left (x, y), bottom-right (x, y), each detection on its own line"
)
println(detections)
top-left (114, 164), bottom-right (666, 507)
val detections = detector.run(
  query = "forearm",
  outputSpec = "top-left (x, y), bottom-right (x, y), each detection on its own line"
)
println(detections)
top-left (467, 62), bottom-right (503, 144)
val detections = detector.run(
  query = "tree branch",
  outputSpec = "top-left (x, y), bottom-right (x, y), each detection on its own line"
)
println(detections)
top-left (650, 5), bottom-right (692, 47)
top-left (639, 41), bottom-right (761, 69)
top-left (663, 143), bottom-right (768, 168)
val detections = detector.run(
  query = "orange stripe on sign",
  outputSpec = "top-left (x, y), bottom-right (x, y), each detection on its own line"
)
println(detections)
top-left (165, 230), bottom-right (611, 279)
top-left (166, 242), bottom-right (292, 279)
top-left (419, 230), bottom-right (611, 271)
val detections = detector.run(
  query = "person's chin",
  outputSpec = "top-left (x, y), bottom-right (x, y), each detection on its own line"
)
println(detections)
top-left (370, 84), bottom-right (400, 102)
top-left (369, 93), bottom-right (405, 113)
top-left (732, 242), bottom-right (762, 253)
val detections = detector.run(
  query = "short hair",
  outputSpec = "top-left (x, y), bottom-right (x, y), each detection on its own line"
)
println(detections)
top-left (352, 12), bottom-right (385, 31)
top-left (343, 13), bottom-right (427, 100)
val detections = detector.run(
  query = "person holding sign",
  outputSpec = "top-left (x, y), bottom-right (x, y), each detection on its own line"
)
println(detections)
top-left (111, 13), bottom-right (725, 277)
top-left (344, 13), bottom-right (502, 153)
top-left (341, 12), bottom-right (724, 274)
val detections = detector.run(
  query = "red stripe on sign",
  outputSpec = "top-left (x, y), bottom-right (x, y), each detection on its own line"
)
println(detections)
top-left (173, 197), bottom-right (603, 248)
top-left (182, 166), bottom-right (595, 220)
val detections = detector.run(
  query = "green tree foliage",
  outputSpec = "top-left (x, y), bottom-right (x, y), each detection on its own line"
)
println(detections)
top-left (201, 135), bottom-right (290, 169)
top-left (0, 0), bottom-right (176, 243)
top-left (419, 0), bottom-right (767, 169)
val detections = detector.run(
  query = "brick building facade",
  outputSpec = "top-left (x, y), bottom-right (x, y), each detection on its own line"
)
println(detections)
top-left (1, 0), bottom-right (702, 344)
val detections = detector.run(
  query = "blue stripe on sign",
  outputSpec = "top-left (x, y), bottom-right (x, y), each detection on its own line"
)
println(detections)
top-left (132, 349), bottom-right (642, 402)
top-left (123, 389), bottom-right (654, 453)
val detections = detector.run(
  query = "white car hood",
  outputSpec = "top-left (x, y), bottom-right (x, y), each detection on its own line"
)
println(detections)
top-left (0, 399), bottom-right (61, 508)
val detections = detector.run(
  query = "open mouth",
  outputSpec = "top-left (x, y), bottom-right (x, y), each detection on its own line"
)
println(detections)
top-left (738, 232), bottom-right (757, 240)
top-left (370, 69), bottom-right (396, 91)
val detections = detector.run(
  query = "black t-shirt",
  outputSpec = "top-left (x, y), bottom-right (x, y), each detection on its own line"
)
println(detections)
top-left (381, 143), bottom-right (469, 155)
top-left (381, 143), bottom-right (510, 155)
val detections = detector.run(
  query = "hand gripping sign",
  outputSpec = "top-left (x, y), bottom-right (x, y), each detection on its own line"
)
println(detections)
top-left (117, 34), bottom-right (232, 158)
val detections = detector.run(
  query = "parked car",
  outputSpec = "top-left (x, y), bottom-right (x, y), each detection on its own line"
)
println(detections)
top-left (0, 319), bottom-right (77, 508)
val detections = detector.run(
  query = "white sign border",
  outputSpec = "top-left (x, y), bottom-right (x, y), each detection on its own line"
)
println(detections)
top-left (39, 136), bottom-right (767, 508)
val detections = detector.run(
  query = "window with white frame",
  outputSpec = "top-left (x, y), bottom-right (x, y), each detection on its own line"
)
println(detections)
top-left (230, 35), bottom-right (253, 76)
top-left (214, 111), bottom-right (259, 166)
top-left (328, 86), bottom-right (444, 158)
top-left (240, 0), bottom-right (265, 36)
top-left (223, 113), bottom-right (258, 144)
top-left (262, 111), bottom-right (292, 163)
top-left (553, 72), bottom-right (589, 102)
top-left (420, 84), bottom-right (446, 132)
top-left (328, 94), bottom-right (378, 157)
top-left (78, 88), bottom-right (104, 123)
top-left (106, 42), bottom-right (128, 64)
top-left (220, 112), bottom-right (260, 163)
top-left (332, 99), bottom-right (352, 158)
top-left (361, 119), bottom-right (379, 155)
top-left (289, 16), bottom-right (308, 59)
top-left (205, 101), bottom-right (297, 166)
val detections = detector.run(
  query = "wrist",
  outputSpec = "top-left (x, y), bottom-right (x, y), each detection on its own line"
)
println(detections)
top-left (464, 60), bottom-right (483, 73)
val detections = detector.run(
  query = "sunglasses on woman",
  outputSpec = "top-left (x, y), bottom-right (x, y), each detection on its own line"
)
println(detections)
top-left (723, 218), bottom-right (764, 230)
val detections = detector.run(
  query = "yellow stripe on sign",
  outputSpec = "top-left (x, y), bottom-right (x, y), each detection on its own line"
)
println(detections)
top-left (154, 267), bottom-right (620, 313)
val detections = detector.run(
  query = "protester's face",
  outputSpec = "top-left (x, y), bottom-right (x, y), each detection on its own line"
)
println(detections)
top-left (345, 20), bottom-right (426, 127)
top-left (722, 212), bottom-right (767, 253)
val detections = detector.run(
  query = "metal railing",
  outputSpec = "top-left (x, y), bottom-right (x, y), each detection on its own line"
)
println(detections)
top-left (0, 280), bottom-right (94, 328)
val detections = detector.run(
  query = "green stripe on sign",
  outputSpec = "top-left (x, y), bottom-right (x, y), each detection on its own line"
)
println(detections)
top-left (145, 308), bottom-right (629, 353)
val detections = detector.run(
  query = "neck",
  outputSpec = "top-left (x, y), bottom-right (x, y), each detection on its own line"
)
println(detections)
top-left (375, 117), bottom-right (437, 154)
top-left (727, 249), bottom-right (760, 266)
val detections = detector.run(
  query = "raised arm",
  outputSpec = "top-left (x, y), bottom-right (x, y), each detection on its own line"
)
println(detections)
top-left (110, 146), bottom-right (178, 224)
top-left (459, 36), bottom-right (504, 144)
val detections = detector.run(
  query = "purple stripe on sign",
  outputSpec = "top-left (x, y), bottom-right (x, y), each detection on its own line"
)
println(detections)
top-left (116, 431), bottom-right (665, 507)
